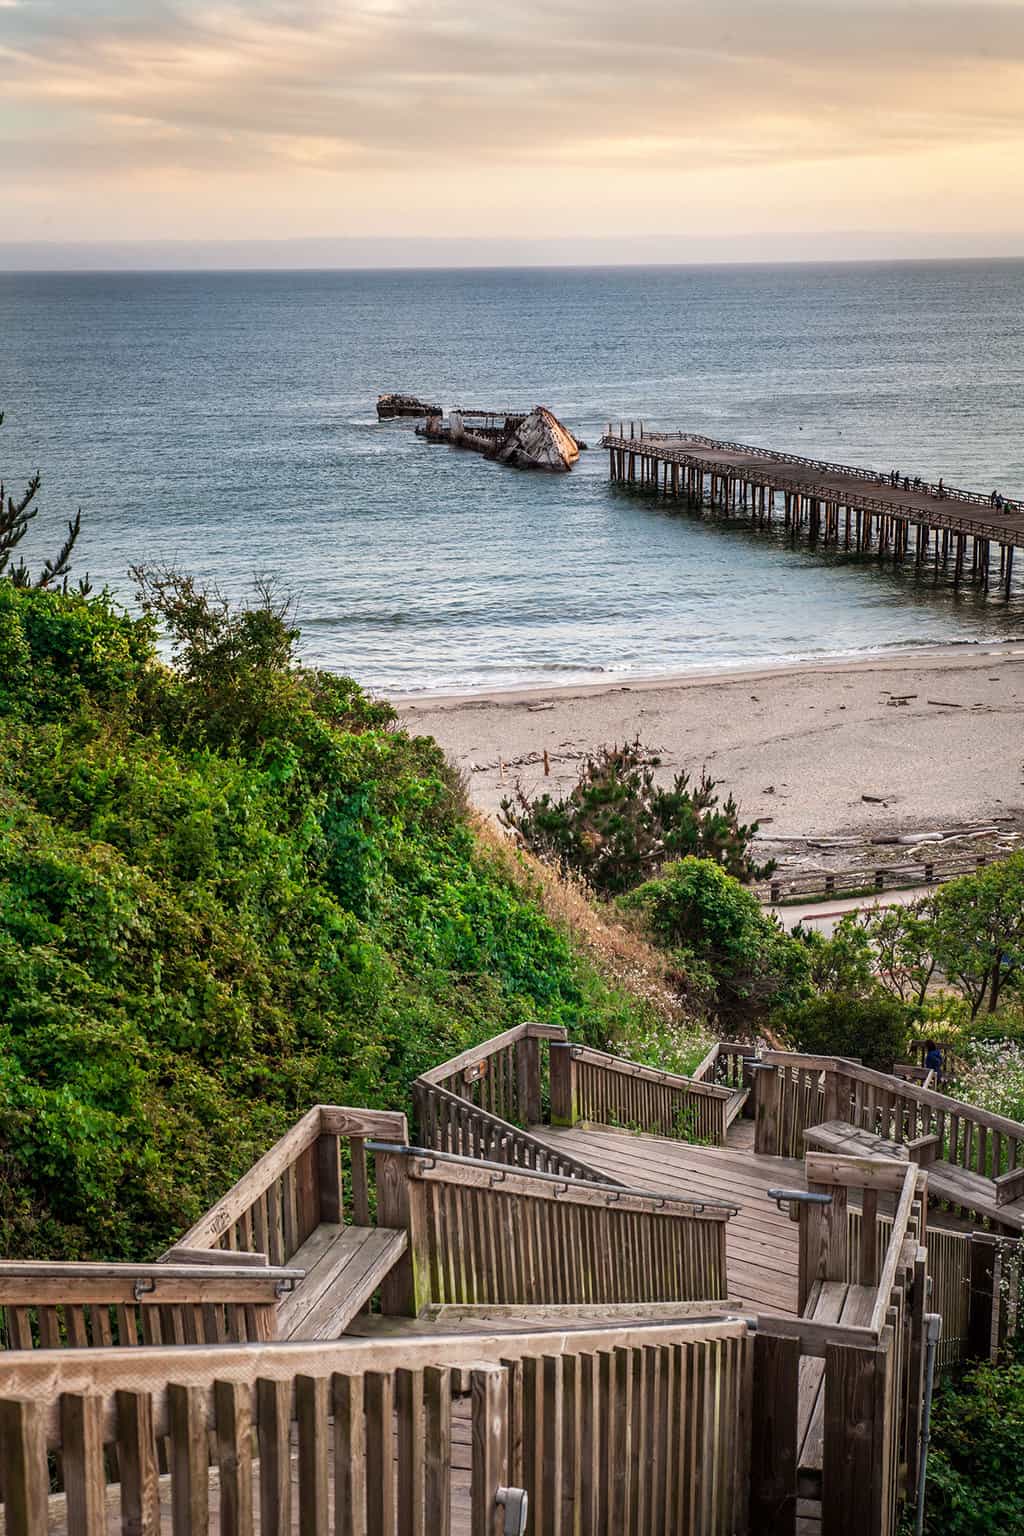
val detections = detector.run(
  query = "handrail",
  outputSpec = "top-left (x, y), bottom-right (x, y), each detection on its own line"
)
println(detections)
top-left (417, 1021), bottom-right (566, 1087)
top-left (413, 1076), bottom-right (614, 1183)
top-left (569, 1044), bottom-right (733, 1099)
top-left (0, 1316), bottom-right (751, 1443)
top-left (367, 1142), bottom-right (739, 1217)
top-left (765, 1050), bottom-right (1024, 1141)
top-left (870, 1165), bottom-right (924, 1335)
top-left (178, 1104), bottom-right (408, 1255)
top-left (0, 1261), bottom-right (301, 1285)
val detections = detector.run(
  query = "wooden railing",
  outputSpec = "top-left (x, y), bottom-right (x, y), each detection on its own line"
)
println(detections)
top-left (176, 1104), bottom-right (408, 1263)
top-left (763, 849), bottom-right (997, 905)
top-left (0, 1317), bottom-right (753, 1536)
top-left (691, 1039), bottom-right (755, 1091)
top-left (552, 1043), bottom-right (734, 1145)
top-left (760, 1154), bottom-right (931, 1531)
top-left (412, 1076), bottom-right (614, 1183)
top-left (372, 1144), bottom-right (734, 1316)
top-left (0, 1261), bottom-right (301, 1352)
top-left (758, 1051), bottom-right (1024, 1215)
top-left (754, 1054), bottom-right (831, 1157)
top-left (416, 1021), bottom-right (568, 1128)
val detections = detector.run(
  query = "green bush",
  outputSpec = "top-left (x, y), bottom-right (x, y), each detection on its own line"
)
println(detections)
top-left (499, 738), bottom-right (771, 897)
top-left (0, 576), bottom-right (659, 1260)
top-left (621, 857), bottom-right (812, 1026)
top-left (773, 991), bottom-right (915, 1072)
top-left (921, 1353), bottom-right (1024, 1534)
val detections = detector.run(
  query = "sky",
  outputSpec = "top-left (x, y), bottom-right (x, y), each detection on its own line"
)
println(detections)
top-left (3, 0), bottom-right (1024, 265)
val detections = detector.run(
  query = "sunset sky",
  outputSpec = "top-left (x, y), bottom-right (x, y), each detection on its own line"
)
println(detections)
top-left (4, 0), bottom-right (1024, 262)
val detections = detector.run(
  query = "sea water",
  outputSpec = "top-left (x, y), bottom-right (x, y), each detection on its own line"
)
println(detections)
top-left (3, 260), bottom-right (1023, 693)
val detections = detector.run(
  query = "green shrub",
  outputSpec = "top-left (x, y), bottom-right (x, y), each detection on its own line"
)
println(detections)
top-left (621, 857), bottom-right (811, 1026)
top-left (0, 577), bottom-right (663, 1260)
top-left (499, 738), bottom-right (771, 897)
top-left (774, 991), bottom-right (915, 1072)
top-left (921, 1353), bottom-right (1024, 1534)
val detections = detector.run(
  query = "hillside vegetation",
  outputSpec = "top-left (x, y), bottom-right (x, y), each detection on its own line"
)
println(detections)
top-left (0, 575), bottom-right (694, 1262)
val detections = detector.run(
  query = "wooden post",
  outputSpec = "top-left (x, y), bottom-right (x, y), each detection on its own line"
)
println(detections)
top-left (822, 1335), bottom-right (891, 1536)
top-left (471, 1367), bottom-right (510, 1536)
top-left (904, 1250), bottom-right (928, 1504)
top-left (61, 1393), bottom-right (107, 1533)
top-left (375, 1150), bottom-right (431, 1316)
top-left (517, 1033), bottom-right (542, 1128)
top-left (0, 1399), bottom-right (49, 1536)
top-left (754, 1066), bottom-right (780, 1155)
top-left (317, 1132), bottom-right (342, 1225)
top-left (748, 1332), bottom-right (800, 1535)
top-left (549, 1043), bottom-right (577, 1128)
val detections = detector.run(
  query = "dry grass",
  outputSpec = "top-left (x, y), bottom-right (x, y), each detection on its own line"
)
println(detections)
top-left (471, 811), bottom-right (708, 1036)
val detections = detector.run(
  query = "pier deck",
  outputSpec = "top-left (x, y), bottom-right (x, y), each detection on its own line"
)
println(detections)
top-left (602, 428), bottom-right (1023, 594)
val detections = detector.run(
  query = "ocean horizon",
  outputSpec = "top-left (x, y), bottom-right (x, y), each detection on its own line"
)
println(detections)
top-left (4, 259), bottom-right (1023, 694)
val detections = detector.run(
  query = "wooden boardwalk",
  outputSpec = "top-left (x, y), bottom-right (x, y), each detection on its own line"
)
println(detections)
top-left (530, 1119), bottom-right (807, 1316)
top-left (602, 428), bottom-right (1023, 595)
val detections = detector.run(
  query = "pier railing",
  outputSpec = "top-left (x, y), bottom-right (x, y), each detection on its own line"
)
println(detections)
top-left (608, 426), bottom-right (1008, 513)
top-left (763, 848), bottom-right (998, 905)
top-left (602, 431), bottom-right (1024, 549)
top-left (552, 1042), bottom-right (735, 1144)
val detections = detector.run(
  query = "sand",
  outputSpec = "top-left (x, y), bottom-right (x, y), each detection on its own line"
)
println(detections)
top-left (397, 644), bottom-right (1024, 863)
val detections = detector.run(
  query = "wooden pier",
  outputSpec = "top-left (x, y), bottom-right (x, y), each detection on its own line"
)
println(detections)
top-left (2, 1025), bottom-right (1022, 1534)
top-left (602, 428), bottom-right (1023, 597)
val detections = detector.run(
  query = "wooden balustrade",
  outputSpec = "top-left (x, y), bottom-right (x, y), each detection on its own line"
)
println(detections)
top-left (416, 1021), bottom-right (568, 1129)
top-left (754, 1056), bottom-right (829, 1157)
top-left (691, 1040), bottom-right (755, 1092)
top-left (0, 1262), bottom-right (300, 1353)
top-left (755, 1050), bottom-right (1024, 1227)
top-left (552, 1044), bottom-right (734, 1145)
top-left (373, 1145), bottom-right (733, 1316)
top-left (412, 1076), bottom-right (613, 1183)
top-left (0, 1317), bottom-right (752, 1536)
top-left (176, 1105), bottom-right (408, 1264)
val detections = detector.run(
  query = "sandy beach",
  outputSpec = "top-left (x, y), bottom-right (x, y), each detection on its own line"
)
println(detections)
top-left (398, 644), bottom-right (1024, 865)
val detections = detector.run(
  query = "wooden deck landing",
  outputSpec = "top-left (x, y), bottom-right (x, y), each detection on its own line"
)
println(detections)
top-left (529, 1121), bottom-right (807, 1316)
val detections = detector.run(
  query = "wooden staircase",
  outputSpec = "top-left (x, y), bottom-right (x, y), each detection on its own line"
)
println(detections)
top-left (276, 1224), bottom-right (407, 1340)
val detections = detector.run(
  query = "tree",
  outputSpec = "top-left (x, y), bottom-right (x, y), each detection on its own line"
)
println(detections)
top-left (774, 992), bottom-right (914, 1072)
top-left (1, 412), bottom-right (88, 593)
top-left (500, 738), bottom-right (773, 898)
top-left (858, 901), bottom-right (939, 1006)
top-left (621, 857), bottom-right (811, 1026)
top-left (928, 857), bottom-right (1024, 1016)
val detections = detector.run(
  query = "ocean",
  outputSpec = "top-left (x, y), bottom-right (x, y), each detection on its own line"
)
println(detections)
top-left (3, 261), bottom-right (1023, 694)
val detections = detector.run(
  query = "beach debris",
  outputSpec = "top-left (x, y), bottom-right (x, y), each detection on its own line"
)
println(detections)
top-left (886, 694), bottom-right (917, 706)
top-left (377, 392), bottom-right (441, 419)
top-left (926, 698), bottom-right (966, 708)
top-left (527, 702), bottom-right (556, 712)
top-left (862, 794), bottom-right (888, 803)
top-left (543, 750), bottom-right (550, 775)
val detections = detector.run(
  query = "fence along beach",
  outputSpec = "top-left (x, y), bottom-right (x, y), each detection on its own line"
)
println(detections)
top-left (603, 427), bottom-right (1024, 598)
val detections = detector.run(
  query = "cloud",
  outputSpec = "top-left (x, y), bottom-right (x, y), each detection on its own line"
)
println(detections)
top-left (6, 1), bottom-right (1024, 170)
top-left (3, 0), bottom-right (1024, 239)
